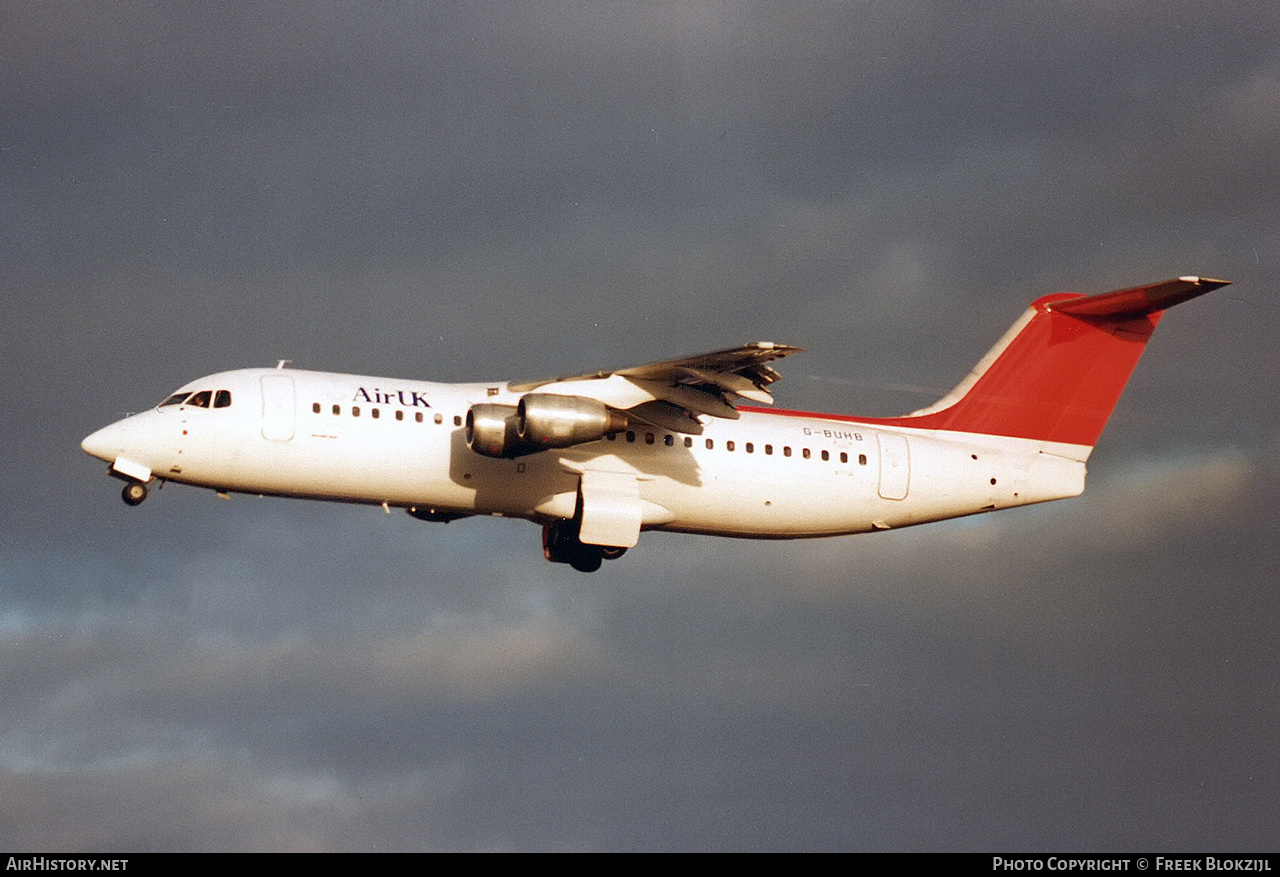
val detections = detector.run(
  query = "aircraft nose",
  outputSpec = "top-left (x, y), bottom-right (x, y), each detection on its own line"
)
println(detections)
top-left (81, 421), bottom-right (124, 462)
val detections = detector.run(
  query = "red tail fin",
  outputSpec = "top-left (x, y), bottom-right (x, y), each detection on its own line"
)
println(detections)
top-left (885, 276), bottom-right (1227, 452)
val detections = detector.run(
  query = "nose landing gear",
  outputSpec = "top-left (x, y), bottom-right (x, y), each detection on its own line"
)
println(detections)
top-left (121, 480), bottom-right (148, 506)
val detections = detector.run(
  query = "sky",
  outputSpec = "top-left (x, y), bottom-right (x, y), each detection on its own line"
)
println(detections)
top-left (3, 1), bottom-right (1278, 852)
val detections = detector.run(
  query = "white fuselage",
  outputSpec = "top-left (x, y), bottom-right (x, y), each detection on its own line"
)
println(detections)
top-left (82, 367), bottom-right (1087, 539)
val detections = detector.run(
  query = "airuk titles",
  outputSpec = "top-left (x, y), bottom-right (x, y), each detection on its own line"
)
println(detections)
top-left (354, 387), bottom-right (432, 408)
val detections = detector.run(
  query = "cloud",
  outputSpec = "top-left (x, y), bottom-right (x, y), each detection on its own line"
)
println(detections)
top-left (0, 757), bottom-right (471, 852)
top-left (1066, 450), bottom-right (1255, 550)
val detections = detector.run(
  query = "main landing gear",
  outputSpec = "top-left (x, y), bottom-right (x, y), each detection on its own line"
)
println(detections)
top-left (121, 480), bottom-right (148, 506)
top-left (542, 519), bottom-right (627, 573)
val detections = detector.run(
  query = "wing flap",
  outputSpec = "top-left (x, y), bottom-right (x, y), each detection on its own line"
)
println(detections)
top-left (675, 366), bottom-right (775, 404)
top-left (625, 400), bottom-right (706, 434)
top-left (628, 378), bottom-right (741, 420)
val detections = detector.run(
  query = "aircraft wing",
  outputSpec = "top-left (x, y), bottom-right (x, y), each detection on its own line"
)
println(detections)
top-left (508, 341), bottom-right (803, 434)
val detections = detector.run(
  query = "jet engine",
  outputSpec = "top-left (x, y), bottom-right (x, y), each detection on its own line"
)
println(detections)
top-left (516, 394), bottom-right (629, 449)
top-left (465, 404), bottom-right (530, 458)
top-left (466, 394), bottom-right (628, 458)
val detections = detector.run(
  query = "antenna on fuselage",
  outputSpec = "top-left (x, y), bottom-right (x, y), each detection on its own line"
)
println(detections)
top-left (276, 360), bottom-right (291, 370)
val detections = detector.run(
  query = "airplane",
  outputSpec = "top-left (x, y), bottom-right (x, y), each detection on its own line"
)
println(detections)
top-left (82, 275), bottom-right (1225, 572)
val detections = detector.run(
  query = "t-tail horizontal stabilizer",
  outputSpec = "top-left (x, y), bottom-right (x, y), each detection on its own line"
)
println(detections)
top-left (1048, 275), bottom-right (1228, 318)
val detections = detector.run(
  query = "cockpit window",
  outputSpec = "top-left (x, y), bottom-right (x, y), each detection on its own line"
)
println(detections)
top-left (159, 388), bottom-right (232, 409)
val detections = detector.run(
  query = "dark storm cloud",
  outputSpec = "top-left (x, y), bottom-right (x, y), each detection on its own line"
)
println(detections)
top-left (2, 1), bottom-right (1278, 851)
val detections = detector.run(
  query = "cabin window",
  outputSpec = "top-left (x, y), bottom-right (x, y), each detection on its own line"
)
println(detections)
top-left (859, 454), bottom-right (867, 465)
top-left (840, 452), bottom-right (848, 464)
top-left (664, 434), bottom-right (674, 447)
top-left (783, 446), bottom-right (792, 457)
top-left (433, 413), bottom-right (441, 424)
top-left (705, 439), bottom-right (714, 450)
top-left (333, 404), bottom-right (341, 415)
top-left (453, 416), bottom-right (462, 426)
top-left (765, 445), bottom-right (773, 455)
top-left (684, 436), bottom-right (693, 448)
top-left (312, 403), bottom-right (321, 414)
top-left (745, 442), bottom-right (754, 454)
top-left (802, 448), bottom-right (811, 459)
top-left (417, 412), bottom-right (425, 423)
top-left (395, 410), bottom-right (404, 421)
top-left (352, 406), bottom-right (361, 417)
top-left (645, 432), bottom-right (655, 445)
top-left (371, 408), bottom-right (380, 419)
top-left (626, 431), bottom-right (636, 443)
top-left (821, 450), bottom-right (829, 462)
top-left (726, 440), bottom-right (735, 452)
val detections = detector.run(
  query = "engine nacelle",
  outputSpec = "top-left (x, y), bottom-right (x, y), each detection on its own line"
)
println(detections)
top-left (465, 404), bottom-right (535, 458)
top-left (517, 394), bottom-right (629, 449)
top-left (466, 395), bottom-right (628, 458)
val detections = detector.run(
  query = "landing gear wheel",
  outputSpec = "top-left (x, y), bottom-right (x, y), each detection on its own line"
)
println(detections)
top-left (542, 519), bottom-right (613, 573)
top-left (569, 547), bottom-right (604, 573)
top-left (121, 481), bottom-right (148, 506)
